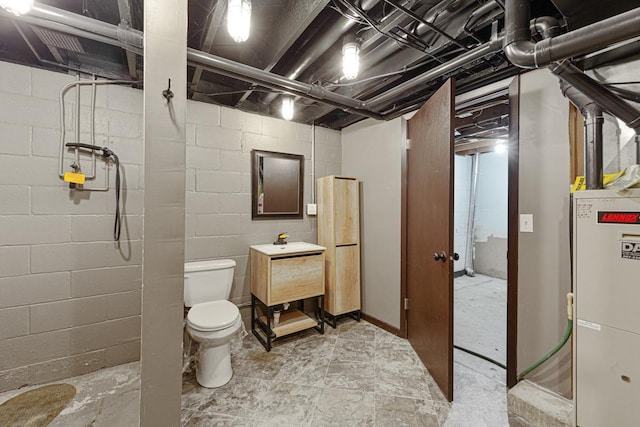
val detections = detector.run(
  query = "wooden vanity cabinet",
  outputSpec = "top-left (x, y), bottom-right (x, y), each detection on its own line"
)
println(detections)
top-left (317, 175), bottom-right (361, 326)
top-left (250, 243), bottom-right (325, 351)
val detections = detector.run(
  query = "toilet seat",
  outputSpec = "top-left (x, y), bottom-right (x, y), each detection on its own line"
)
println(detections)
top-left (187, 300), bottom-right (240, 332)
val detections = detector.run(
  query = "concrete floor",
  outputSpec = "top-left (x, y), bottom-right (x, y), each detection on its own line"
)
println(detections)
top-left (455, 274), bottom-right (507, 366)
top-left (0, 315), bottom-right (531, 426)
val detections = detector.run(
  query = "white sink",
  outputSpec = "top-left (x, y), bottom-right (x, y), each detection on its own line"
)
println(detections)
top-left (250, 241), bottom-right (325, 256)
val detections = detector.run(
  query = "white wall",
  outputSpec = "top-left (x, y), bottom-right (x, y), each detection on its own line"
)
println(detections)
top-left (453, 154), bottom-right (472, 272)
top-left (0, 61), bottom-right (341, 392)
top-left (475, 151), bottom-right (508, 240)
top-left (517, 69), bottom-right (572, 397)
top-left (342, 118), bottom-right (403, 329)
top-left (474, 151), bottom-right (508, 278)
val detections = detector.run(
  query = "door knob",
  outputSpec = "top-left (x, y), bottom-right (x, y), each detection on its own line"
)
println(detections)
top-left (452, 253), bottom-right (460, 261)
top-left (433, 252), bottom-right (446, 262)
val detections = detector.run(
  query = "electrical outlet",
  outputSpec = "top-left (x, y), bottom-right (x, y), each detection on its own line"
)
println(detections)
top-left (307, 203), bottom-right (317, 215)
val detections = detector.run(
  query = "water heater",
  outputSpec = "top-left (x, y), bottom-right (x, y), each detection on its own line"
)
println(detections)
top-left (573, 189), bottom-right (640, 426)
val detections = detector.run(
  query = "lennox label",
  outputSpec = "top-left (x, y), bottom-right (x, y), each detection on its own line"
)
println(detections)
top-left (598, 211), bottom-right (640, 225)
top-left (621, 241), bottom-right (640, 261)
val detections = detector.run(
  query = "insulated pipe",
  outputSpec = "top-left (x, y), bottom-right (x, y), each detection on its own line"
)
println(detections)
top-left (558, 80), bottom-right (604, 190)
top-left (552, 61), bottom-right (640, 133)
top-left (503, 0), bottom-right (640, 68)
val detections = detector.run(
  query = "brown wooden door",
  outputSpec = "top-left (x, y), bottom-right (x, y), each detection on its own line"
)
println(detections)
top-left (406, 79), bottom-right (455, 401)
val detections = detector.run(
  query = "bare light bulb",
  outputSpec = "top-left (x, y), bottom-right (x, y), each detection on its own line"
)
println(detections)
top-left (495, 141), bottom-right (506, 154)
top-left (227, 0), bottom-right (251, 43)
top-left (281, 97), bottom-right (294, 121)
top-left (342, 36), bottom-right (360, 80)
top-left (0, 0), bottom-right (33, 15)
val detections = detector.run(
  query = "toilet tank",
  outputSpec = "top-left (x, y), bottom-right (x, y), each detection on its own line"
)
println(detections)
top-left (184, 259), bottom-right (236, 307)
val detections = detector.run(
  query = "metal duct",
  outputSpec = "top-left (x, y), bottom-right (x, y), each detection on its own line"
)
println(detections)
top-left (551, 60), bottom-right (640, 133)
top-left (559, 80), bottom-right (604, 189)
top-left (503, 0), bottom-right (640, 68)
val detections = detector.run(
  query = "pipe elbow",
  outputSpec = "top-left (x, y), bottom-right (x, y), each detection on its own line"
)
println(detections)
top-left (503, 41), bottom-right (537, 68)
top-left (532, 16), bottom-right (562, 39)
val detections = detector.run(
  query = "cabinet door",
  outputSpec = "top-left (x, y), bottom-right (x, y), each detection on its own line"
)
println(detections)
top-left (270, 254), bottom-right (324, 305)
top-left (333, 178), bottom-right (359, 245)
top-left (335, 244), bottom-right (360, 314)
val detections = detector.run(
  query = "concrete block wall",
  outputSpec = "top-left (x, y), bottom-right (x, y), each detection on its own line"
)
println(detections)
top-left (183, 101), bottom-right (342, 312)
top-left (0, 62), bottom-right (143, 392)
top-left (0, 61), bottom-right (342, 391)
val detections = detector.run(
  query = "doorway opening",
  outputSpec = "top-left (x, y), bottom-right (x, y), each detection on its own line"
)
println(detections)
top-left (453, 90), bottom-right (510, 396)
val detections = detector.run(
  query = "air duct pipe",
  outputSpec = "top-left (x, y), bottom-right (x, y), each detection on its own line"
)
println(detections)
top-left (503, 0), bottom-right (640, 68)
top-left (559, 80), bottom-right (604, 190)
top-left (551, 61), bottom-right (640, 134)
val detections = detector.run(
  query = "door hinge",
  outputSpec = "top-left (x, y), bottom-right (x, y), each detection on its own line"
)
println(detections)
top-left (404, 139), bottom-right (412, 150)
top-left (404, 298), bottom-right (409, 310)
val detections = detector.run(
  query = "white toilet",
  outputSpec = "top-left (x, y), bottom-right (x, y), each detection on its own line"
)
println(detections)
top-left (184, 259), bottom-right (242, 388)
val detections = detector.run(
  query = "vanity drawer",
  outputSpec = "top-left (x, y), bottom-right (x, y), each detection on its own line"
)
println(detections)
top-left (270, 254), bottom-right (324, 305)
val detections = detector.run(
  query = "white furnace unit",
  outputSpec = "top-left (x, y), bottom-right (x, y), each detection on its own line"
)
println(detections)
top-left (573, 189), bottom-right (640, 426)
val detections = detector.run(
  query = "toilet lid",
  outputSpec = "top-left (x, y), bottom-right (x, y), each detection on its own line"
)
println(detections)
top-left (187, 300), bottom-right (240, 332)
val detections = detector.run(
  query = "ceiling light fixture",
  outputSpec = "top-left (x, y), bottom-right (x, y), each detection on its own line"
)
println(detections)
top-left (227, 0), bottom-right (251, 43)
top-left (495, 141), bottom-right (507, 154)
top-left (342, 34), bottom-right (360, 80)
top-left (281, 97), bottom-right (294, 121)
top-left (0, 0), bottom-right (34, 16)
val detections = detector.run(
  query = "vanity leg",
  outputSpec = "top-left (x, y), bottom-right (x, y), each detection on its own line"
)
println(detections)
top-left (251, 294), bottom-right (256, 335)
top-left (266, 305), bottom-right (272, 352)
top-left (319, 295), bottom-right (325, 334)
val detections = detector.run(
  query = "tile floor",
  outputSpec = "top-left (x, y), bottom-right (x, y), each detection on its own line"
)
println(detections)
top-left (0, 319), bottom-right (530, 426)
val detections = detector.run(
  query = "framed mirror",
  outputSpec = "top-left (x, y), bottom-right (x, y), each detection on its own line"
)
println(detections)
top-left (251, 150), bottom-right (304, 220)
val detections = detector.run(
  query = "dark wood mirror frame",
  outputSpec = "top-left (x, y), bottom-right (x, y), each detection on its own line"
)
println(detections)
top-left (251, 150), bottom-right (304, 220)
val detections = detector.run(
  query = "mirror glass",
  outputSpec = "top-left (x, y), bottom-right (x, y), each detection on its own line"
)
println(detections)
top-left (252, 150), bottom-right (304, 219)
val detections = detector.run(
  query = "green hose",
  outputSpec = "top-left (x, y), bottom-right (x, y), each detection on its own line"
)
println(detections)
top-left (517, 318), bottom-right (573, 381)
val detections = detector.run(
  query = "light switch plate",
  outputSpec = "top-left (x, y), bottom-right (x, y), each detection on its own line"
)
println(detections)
top-left (520, 214), bottom-right (534, 232)
top-left (307, 203), bottom-right (317, 215)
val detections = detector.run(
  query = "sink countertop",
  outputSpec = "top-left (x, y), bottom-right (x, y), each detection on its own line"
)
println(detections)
top-left (250, 241), bottom-right (326, 256)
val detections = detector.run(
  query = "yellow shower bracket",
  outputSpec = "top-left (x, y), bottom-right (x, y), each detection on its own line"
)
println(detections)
top-left (63, 171), bottom-right (86, 185)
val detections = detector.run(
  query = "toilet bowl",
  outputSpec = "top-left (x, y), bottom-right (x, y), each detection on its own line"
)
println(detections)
top-left (184, 259), bottom-right (239, 388)
top-left (186, 300), bottom-right (242, 388)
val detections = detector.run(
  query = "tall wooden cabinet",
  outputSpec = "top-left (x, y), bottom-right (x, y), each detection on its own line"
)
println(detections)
top-left (317, 175), bottom-right (361, 327)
